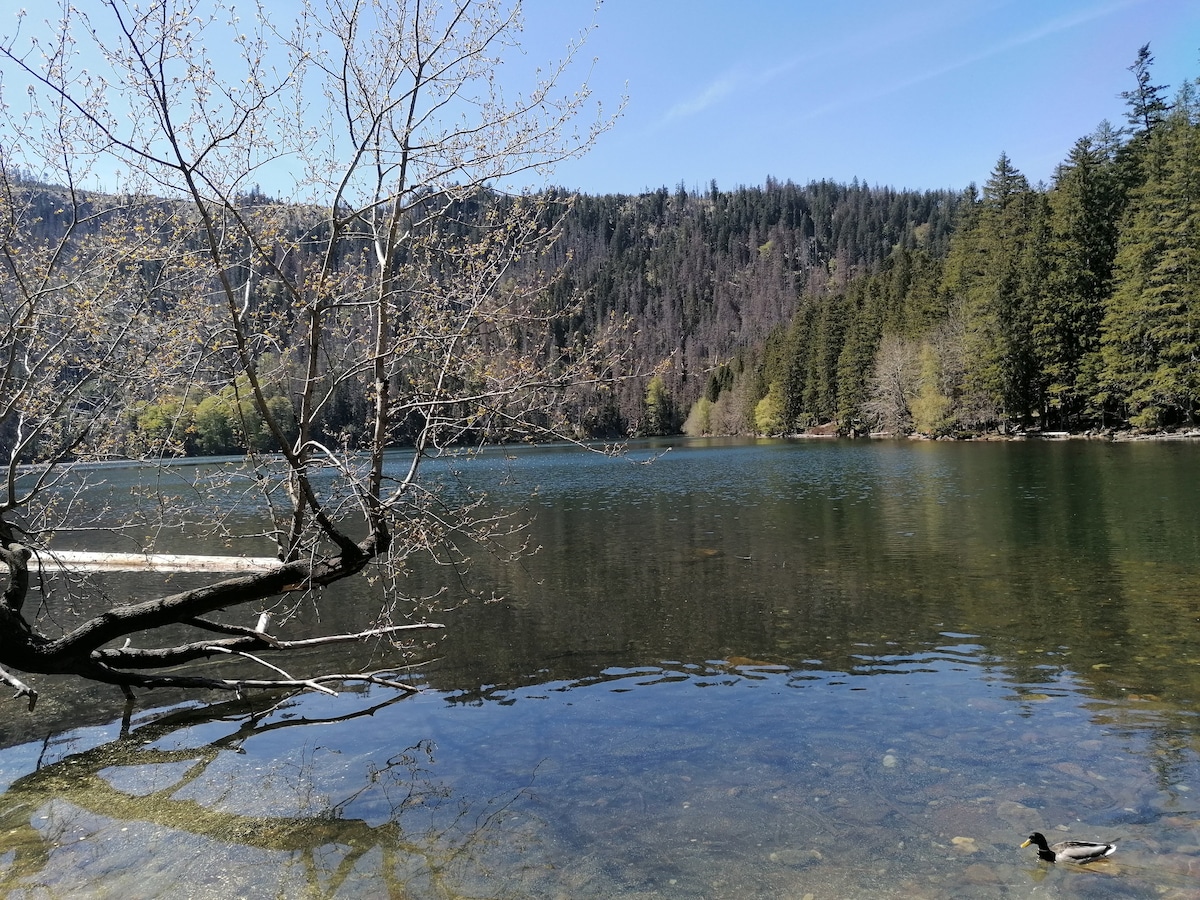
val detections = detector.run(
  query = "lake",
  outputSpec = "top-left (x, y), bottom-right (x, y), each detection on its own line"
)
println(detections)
top-left (2, 436), bottom-right (1200, 898)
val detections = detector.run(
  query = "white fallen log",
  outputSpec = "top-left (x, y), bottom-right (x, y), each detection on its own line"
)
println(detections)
top-left (12, 551), bottom-right (283, 573)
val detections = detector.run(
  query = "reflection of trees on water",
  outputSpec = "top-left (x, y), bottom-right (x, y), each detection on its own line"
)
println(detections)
top-left (0, 693), bottom-right (536, 898)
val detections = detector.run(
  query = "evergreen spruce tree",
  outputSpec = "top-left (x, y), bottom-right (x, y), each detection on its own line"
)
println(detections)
top-left (833, 280), bottom-right (878, 431)
top-left (1121, 44), bottom-right (1172, 136)
top-left (960, 153), bottom-right (1041, 427)
top-left (1040, 137), bottom-right (1121, 427)
top-left (1114, 44), bottom-right (1174, 195)
top-left (1101, 83), bottom-right (1200, 428)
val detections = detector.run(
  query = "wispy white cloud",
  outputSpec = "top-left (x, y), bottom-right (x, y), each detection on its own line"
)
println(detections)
top-left (664, 71), bottom-right (743, 121)
top-left (796, 0), bottom-right (1150, 123)
top-left (656, 2), bottom-right (956, 127)
top-left (662, 54), bottom-right (808, 124)
top-left (659, 0), bottom-right (1149, 130)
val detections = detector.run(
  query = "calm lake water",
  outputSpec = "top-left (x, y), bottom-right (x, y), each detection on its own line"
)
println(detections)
top-left (2, 436), bottom-right (1200, 898)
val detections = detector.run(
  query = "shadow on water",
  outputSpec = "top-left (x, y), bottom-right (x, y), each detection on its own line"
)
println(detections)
top-left (3, 438), bottom-right (1200, 897)
top-left (0, 691), bottom-right (549, 899)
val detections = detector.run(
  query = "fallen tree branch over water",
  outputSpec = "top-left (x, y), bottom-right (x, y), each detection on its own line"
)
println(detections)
top-left (0, 539), bottom-right (446, 708)
top-left (19, 551), bottom-right (285, 573)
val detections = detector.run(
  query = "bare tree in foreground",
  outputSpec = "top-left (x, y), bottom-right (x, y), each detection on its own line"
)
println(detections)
top-left (0, 0), bottom-right (622, 708)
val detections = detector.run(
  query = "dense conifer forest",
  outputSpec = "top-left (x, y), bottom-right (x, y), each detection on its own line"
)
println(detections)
top-left (560, 45), bottom-right (1200, 439)
top-left (5, 45), bottom-right (1196, 456)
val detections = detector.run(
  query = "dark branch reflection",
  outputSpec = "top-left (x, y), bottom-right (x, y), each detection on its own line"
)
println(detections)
top-left (0, 692), bottom-right (539, 898)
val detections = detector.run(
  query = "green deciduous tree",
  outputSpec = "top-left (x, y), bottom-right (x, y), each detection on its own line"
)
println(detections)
top-left (754, 382), bottom-right (786, 435)
top-left (910, 341), bottom-right (954, 436)
top-left (641, 373), bottom-right (675, 435)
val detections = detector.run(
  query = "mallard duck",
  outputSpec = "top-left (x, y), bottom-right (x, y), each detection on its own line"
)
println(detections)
top-left (1021, 831), bottom-right (1116, 863)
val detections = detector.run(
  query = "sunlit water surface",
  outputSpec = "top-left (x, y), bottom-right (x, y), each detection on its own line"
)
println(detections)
top-left (2, 437), bottom-right (1200, 898)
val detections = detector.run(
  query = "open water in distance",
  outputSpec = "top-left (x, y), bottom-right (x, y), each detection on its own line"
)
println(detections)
top-left (2, 436), bottom-right (1200, 898)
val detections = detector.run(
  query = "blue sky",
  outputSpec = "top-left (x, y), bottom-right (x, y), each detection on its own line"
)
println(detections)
top-left (521, 0), bottom-right (1200, 194)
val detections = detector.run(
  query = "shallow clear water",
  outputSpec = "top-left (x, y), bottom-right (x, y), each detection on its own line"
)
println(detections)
top-left (3, 437), bottom-right (1200, 898)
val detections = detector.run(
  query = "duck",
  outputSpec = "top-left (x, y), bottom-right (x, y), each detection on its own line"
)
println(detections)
top-left (1021, 831), bottom-right (1116, 863)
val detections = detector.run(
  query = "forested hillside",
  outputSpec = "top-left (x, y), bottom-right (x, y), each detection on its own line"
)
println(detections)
top-left (2, 175), bottom-right (961, 454)
top-left (5, 47), bottom-right (1195, 456)
top-left (542, 179), bottom-right (961, 435)
top-left (646, 46), bottom-right (1200, 438)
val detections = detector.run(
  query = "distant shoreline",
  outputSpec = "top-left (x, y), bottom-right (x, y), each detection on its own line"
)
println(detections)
top-left (790, 427), bottom-right (1200, 442)
top-left (913, 429), bottom-right (1200, 442)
